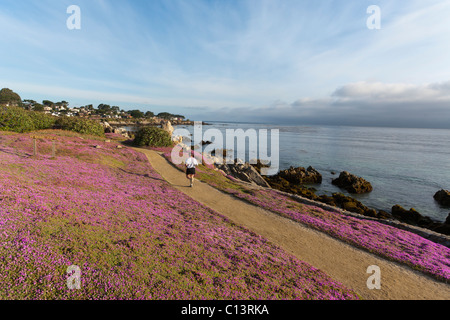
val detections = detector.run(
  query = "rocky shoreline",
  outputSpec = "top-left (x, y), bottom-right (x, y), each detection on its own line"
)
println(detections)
top-left (209, 157), bottom-right (450, 242)
top-left (120, 123), bottom-right (450, 245)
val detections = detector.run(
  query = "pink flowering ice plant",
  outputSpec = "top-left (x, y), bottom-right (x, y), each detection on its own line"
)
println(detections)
top-left (0, 131), bottom-right (359, 300)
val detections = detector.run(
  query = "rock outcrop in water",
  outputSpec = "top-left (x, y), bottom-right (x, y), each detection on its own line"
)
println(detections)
top-left (434, 189), bottom-right (450, 206)
top-left (391, 205), bottom-right (430, 226)
top-left (332, 171), bottom-right (373, 194)
top-left (226, 161), bottom-right (450, 237)
top-left (271, 166), bottom-right (323, 185)
top-left (391, 205), bottom-right (450, 235)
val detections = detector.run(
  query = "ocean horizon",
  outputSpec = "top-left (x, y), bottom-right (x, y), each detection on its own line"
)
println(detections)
top-left (172, 122), bottom-right (450, 223)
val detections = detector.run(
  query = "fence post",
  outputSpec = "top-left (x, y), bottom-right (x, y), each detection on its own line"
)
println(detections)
top-left (52, 140), bottom-right (56, 158)
top-left (32, 136), bottom-right (37, 156)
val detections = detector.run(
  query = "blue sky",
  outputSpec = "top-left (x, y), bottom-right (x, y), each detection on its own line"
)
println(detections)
top-left (1, 0), bottom-right (450, 127)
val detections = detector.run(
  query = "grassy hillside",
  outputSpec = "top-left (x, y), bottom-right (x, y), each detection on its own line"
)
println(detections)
top-left (0, 130), bottom-right (359, 299)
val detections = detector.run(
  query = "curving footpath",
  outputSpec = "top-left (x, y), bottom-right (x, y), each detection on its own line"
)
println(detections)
top-left (134, 148), bottom-right (450, 300)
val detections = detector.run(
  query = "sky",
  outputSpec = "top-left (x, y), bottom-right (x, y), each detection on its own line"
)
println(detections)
top-left (1, 0), bottom-right (450, 128)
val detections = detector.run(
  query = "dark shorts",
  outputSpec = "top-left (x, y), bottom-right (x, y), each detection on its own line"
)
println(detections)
top-left (186, 168), bottom-right (196, 175)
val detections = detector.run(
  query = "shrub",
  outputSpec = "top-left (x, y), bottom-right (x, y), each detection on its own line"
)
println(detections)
top-left (133, 126), bottom-right (173, 147)
top-left (28, 111), bottom-right (57, 130)
top-left (0, 106), bottom-right (55, 133)
top-left (0, 106), bottom-right (33, 132)
top-left (55, 117), bottom-right (104, 137)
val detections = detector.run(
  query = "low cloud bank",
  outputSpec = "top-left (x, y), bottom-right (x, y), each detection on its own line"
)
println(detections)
top-left (188, 81), bottom-right (450, 129)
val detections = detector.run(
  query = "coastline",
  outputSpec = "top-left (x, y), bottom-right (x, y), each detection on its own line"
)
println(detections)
top-left (105, 119), bottom-right (210, 128)
top-left (166, 134), bottom-right (450, 243)
top-left (157, 145), bottom-right (450, 283)
top-left (141, 147), bottom-right (450, 298)
top-left (168, 122), bottom-right (450, 225)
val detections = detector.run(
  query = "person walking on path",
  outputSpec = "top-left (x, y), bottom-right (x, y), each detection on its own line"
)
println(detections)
top-left (185, 151), bottom-right (199, 187)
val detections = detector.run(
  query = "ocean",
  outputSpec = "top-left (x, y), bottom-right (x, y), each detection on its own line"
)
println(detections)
top-left (172, 122), bottom-right (450, 222)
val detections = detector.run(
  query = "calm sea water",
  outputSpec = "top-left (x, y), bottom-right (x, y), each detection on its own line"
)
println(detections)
top-left (170, 122), bottom-right (450, 222)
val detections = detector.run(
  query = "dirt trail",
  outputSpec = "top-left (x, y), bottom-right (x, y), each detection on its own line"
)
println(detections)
top-left (134, 148), bottom-right (450, 300)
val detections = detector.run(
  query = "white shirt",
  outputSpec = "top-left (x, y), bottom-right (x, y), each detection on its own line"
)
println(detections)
top-left (185, 157), bottom-right (199, 169)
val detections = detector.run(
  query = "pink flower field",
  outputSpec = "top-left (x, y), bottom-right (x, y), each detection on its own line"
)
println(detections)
top-left (0, 131), bottom-right (360, 300)
top-left (162, 150), bottom-right (450, 283)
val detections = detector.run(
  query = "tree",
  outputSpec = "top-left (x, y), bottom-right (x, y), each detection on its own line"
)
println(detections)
top-left (43, 100), bottom-right (55, 107)
top-left (33, 103), bottom-right (45, 112)
top-left (156, 112), bottom-right (185, 120)
top-left (111, 106), bottom-right (120, 114)
top-left (145, 111), bottom-right (155, 118)
top-left (157, 112), bottom-right (172, 119)
top-left (97, 104), bottom-right (111, 114)
top-left (55, 101), bottom-right (68, 107)
top-left (0, 88), bottom-right (21, 106)
top-left (128, 109), bottom-right (145, 118)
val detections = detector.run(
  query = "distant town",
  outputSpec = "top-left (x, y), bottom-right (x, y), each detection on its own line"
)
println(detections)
top-left (21, 100), bottom-right (187, 123)
top-left (0, 87), bottom-right (190, 124)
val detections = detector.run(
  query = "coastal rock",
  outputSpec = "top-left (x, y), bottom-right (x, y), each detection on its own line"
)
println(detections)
top-left (110, 127), bottom-right (131, 139)
top-left (426, 213), bottom-right (450, 236)
top-left (210, 149), bottom-right (228, 158)
top-left (161, 121), bottom-right (174, 136)
top-left (391, 206), bottom-right (450, 235)
top-left (316, 195), bottom-right (336, 206)
top-left (250, 159), bottom-right (271, 175)
top-left (332, 193), bottom-right (373, 217)
top-left (264, 175), bottom-right (319, 200)
top-left (273, 166), bottom-right (322, 185)
top-left (216, 161), bottom-right (271, 188)
top-left (332, 171), bottom-right (373, 194)
top-left (177, 143), bottom-right (191, 152)
top-left (113, 127), bottom-right (125, 134)
top-left (433, 189), bottom-right (450, 206)
top-left (172, 135), bottom-right (183, 145)
top-left (200, 140), bottom-right (212, 146)
top-left (431, 224), bottom-right (450, 236)
top-left (377, 210), bottom-right (392, 220)
top-left (101, 121), bottom-right (113, 133)
top-left (391, 205), bottom-right (427, 225)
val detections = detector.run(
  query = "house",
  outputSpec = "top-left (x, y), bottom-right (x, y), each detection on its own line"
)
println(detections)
top-left (43, 106), bottom-right (52, 114)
